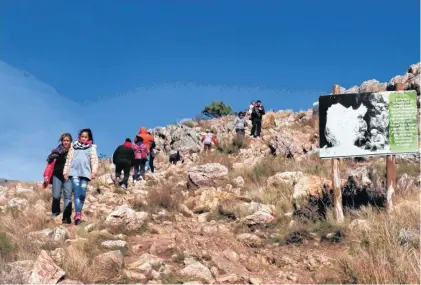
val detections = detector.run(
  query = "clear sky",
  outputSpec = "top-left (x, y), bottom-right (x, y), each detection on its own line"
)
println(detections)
top-left (0, 0), bottom-right (419, 181)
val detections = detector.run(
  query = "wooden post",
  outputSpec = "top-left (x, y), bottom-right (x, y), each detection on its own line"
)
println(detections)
top-left (331, 84), bottom-right (344, 222)
top-left (385, 83), bottom-right (403, 211)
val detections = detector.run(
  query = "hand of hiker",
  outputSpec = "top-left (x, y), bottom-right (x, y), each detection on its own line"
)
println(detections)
top-left (64, 174), bottom-right (68, 180)
top-left (91, 173), bottom-right (96, 180)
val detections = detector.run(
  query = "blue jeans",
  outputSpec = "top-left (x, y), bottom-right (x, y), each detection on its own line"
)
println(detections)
top-left (71, 177), bottom-right (89, 213)
top-left (51, 176), bottom-right (72, 216)
top-left (145, 154), bottom-right (151, 171)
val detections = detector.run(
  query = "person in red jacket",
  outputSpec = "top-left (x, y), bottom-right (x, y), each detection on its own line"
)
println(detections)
top-left (43, 133), bottom-right (73, 224)
top-left (201, 129), bottom-right (218, 152)
top-left (137, 127), bottom-right (154, 149)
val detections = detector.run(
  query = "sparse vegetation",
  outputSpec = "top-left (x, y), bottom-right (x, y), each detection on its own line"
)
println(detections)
top-left (146, 183), bottom-right (184, 213)
top-left (0, 99), bottom-right (420, 284)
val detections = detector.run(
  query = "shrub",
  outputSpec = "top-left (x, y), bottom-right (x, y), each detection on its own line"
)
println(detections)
top-left (202, 101), bottom-right (232, 118)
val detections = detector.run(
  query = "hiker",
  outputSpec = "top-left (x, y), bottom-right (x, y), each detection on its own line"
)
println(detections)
top-left (63, 128), bottom-right (98, 225)
top-left (201, 129), bottom-right (218, 151)
top-left (137, 127), bottom-right (155, 173)
top-left (250, 100), bottom-right (265, 138)
top-left (247, 100), bottom-right (256, 119)
top-left (112, 138), bottom-right (135, 188)
top-left (132, 136), bottom-right (149, 181)
top-left (148, 131), bottom-right (156, 173)
top-left (43, 133), bottom-right (73, 224)
top-left (232, 111), bottom-right (247, 138)
top-left (169, 150), bottom-right (183, 165)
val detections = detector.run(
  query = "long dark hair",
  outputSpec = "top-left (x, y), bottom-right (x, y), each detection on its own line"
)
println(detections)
top-left (58, 133), bottom-right (73, 143)
top-left (79, 128), bottom-right (94, 143)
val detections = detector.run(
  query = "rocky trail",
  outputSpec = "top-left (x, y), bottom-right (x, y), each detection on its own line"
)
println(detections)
top-left (0, 62), bottom-right (420, 284)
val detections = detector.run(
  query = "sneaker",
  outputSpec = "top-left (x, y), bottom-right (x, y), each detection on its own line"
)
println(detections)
top-left (74, 212), bottom-right (82, 225)
top-left (62, 217), bottom-right (71, 224)
top-left (51, 212), bottom-right (61, 219)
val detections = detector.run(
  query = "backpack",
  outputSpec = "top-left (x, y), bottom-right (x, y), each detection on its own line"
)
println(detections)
top-left (134, 143), bottom-right (149, 160)
top-left (203, 133), bottom-right (213, 145)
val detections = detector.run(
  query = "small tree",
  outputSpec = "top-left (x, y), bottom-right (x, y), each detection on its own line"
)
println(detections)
top-left (201, 101), bottom-right (232, 118)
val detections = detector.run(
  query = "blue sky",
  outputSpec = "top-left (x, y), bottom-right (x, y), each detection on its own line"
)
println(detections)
top-left (0, 0), bottom-right (419, 181)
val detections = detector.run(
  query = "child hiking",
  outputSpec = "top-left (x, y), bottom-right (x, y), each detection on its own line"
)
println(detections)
top-left (232, 112), bottom-right (247, 138)
top-left (132, 136), bottom-right (149, 181)
top-left (113, 138), bottom-right (135, 188)
top-left (43, 133), bottom-right (73, 224)
top-left (201, 129), bottom-right (218, 152)
top-left (63, 128), bottom-right (98, 225)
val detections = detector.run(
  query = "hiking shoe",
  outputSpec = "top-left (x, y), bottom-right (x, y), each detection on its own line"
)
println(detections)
top-left (51, 212), bottom-right (61, 219)
top-left (74, 212), bottom-right (82, 225)
top-left (62, 217), bottom-right (71, 224)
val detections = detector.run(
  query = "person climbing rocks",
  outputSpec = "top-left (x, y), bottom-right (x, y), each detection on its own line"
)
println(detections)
top-left (148, 131), bottom-right (156, 173)
top-left (132, 136), bottom-right (149, 181)
top-left (232, 111), bottom-right (247, 138)
top-left (113, 138), bottom-right (135, 188)
top-left (201, 129), bottom-right (218, 152)
top-left (137, 127), bottom-right (155, 173)
top-left (250, 100), bottom-right (265, 138)
top-left (63, 128), bottom-right (98, 225)
top-left (43, 133), bottom-right (73, 224)
top-left (247, 100), bottom-right (256, 119)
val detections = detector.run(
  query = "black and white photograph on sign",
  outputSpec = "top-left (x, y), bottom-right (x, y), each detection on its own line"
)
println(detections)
top-left (319, 92), bottom-right (390, 158)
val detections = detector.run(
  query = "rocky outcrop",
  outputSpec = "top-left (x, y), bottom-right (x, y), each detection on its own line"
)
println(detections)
top-left (151, 125), bottom-right (202, 155)
top-left (187, 163), bottom-right (229, 189)
top-left (269, 131), bottom-right (315, 158)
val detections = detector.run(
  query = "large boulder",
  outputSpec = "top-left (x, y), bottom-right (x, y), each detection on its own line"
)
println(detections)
top-left (105, 204), bottom-right (149, 232)
top-left (269, 131), bottom-right (314, 158)
top-left (187, 163), bottom-right (229, 189)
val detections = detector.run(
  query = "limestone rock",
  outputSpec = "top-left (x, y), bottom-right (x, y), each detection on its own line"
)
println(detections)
top-left (28, 250), bottom-right (65, 284)
top-left (181, 262), bottom-right (215, 283)
top-left (187, 163), bottom-right (229, 188)
top-left (105, 204), bottom-right (148, 232)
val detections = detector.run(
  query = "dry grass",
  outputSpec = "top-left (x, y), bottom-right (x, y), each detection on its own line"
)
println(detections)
top-left (397, 159), bottom-right (420, 178)
top-left (61, 240), bottom-right (124, 283)
top-left (238, 155), bottom-right (330, 185)
top-left (336, 192), bottom-right (420, 284)
top-left (216, 135), bottom-right (251, 155)
top-left (0, 202), bottom-right (51, 262)
top-left (198, 149), bottom-right (237, 169)
top-left (263, 112), bottom-right (276, 129)
top-left (143, 183), bottom-right (184, 213)
top-left (259, 182), bottom-right (294, 217)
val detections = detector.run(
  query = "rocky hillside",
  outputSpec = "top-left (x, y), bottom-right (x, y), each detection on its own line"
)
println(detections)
top-left (0, 63), bottom-right (419, 284)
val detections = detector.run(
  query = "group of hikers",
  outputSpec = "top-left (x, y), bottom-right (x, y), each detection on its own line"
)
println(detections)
top-left (200, 99), bottom-right (266, 151)
top-left (42, 127), bottom-right (156, 225)
top-left (42, 99), bottom-right (265, 226)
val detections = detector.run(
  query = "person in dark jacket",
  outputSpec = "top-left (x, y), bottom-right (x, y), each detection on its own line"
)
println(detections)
top-left (250, 100), bottom-right (265, 138)
top-left (44, 133), bottom-right (73, 224)
top-left (113, 138), bottom-right (135, 188)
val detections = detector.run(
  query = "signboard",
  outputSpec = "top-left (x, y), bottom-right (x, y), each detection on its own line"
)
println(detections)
top-left (319, 90), bottom-right (419, 158)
